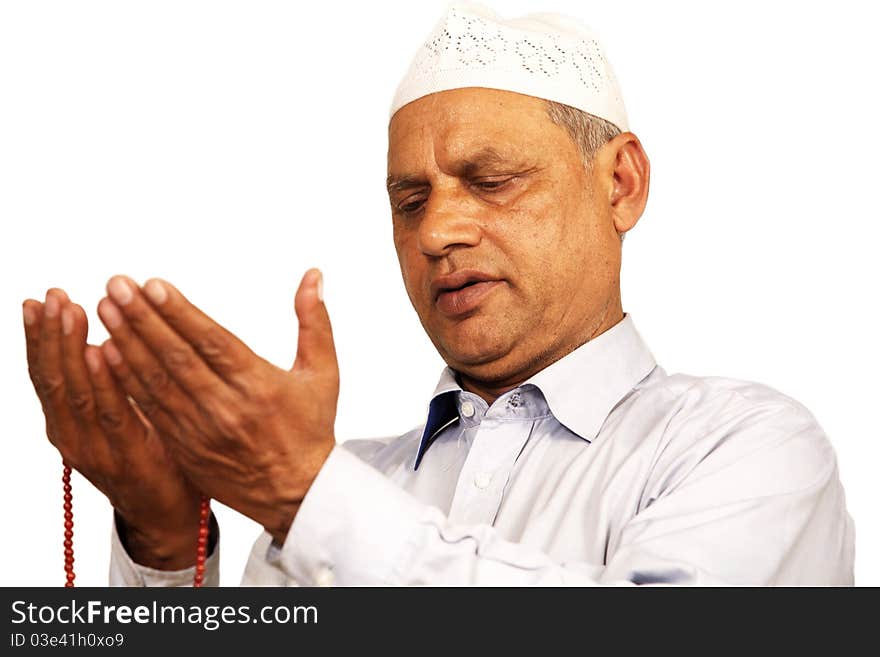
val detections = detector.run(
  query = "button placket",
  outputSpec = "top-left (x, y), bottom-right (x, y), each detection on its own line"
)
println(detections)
top-left (447, 419), bottom-right (505, 524)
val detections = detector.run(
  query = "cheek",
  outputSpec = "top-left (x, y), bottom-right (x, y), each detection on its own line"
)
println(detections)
top-left (496, 201), bottom-right (603, 303)
top-left (393, 234), bottom-right (428, 303)
top-left (493, 202), bottom-right (574, 280)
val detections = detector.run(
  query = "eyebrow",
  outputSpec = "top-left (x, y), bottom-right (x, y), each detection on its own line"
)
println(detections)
top-left (386, 147), bottom-right (521, 195)
top-left (385, 174), bottom-right (426, 195)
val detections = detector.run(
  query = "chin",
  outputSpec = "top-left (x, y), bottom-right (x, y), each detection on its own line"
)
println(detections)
top-left (436, 320), bottom-right (520, 373)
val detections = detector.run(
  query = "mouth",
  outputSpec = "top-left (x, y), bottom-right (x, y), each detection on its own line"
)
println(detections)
top-left (431, 270), bottom-right (504, 317)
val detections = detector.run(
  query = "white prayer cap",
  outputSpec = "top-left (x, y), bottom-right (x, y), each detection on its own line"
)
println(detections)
top-left (390, 2), bottom-right (629, 131)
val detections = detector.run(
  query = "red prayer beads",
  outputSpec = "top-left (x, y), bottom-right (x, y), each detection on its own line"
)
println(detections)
top-left (62, 464), bottom-right (75, 587)
top-left (62, 464), bottom-right (211, 587)
top-left (193, 496), bottom-right (211, 587)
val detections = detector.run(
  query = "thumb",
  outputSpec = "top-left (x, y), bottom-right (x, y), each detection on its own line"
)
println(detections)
top-left (292, 268), bottom-right (338, 381)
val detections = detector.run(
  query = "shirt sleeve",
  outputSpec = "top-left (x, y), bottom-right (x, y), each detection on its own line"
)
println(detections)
top-left (257, 402), bottom-right (852, 586)
top-left (271, 446), bottom-right (627, 586)
top-left (108, 514), bottom-right (220, 587)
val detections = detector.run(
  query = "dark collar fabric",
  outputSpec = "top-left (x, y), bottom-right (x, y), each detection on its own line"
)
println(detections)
top-left (413, 314), bottom-right (657, 470)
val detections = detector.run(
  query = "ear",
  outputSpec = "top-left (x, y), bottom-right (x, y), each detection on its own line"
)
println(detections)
top-left (598, 132), bottom-right (651, 235)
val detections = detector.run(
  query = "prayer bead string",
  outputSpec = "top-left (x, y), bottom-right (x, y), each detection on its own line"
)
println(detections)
top-left (62, 464), bottom-right (211, 587)
top-left (62, 464), bottom-right (74, 587)
top-left (194, 496), bottom-right (210, 587)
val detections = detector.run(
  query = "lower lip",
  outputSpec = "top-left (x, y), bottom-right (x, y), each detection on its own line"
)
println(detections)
top-left (435, 281), bottom-right (503, 316)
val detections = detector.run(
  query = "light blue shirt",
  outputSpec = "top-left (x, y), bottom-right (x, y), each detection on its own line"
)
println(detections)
top-left (110, 314), bottom-right (855, 586)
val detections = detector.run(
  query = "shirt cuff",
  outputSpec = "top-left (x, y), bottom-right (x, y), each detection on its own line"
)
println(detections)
top-left (277, 445), bottom-right (428, 586)
top-left (240, 531), bottom-right (298, 586)
top-left (108, 513), bottom-right (220, 587)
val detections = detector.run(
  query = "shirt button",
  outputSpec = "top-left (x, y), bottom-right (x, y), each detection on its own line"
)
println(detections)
top-left (315, 567), bottom-right (335, 587)
top-left (461, 401), bottom-right (475, 418)
top-left (474, 472), bottom-right (492, 489)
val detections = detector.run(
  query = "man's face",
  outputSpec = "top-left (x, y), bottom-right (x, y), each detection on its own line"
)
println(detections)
top-left (387, 88), bottom-right (624, 387)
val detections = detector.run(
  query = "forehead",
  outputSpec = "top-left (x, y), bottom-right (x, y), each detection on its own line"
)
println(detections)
top-left (387, 88), bottom-right (568, 171)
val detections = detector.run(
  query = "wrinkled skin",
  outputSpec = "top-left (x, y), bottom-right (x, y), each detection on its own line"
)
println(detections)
top-left (23, 87), bottom-right (649, 570)
top-left (387, 88), bottom-right (650, 401)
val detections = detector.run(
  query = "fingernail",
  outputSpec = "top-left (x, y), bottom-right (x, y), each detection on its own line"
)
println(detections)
top-left (107, 277), bottom-right (134, 306)
top-left (102, 341), bottom-right (122, 366)
top-left (84, 348), bottom-right (101, 374)
top-left (45, 293), bottom-right (59, 318)
top-left (61, 307), bottom-right (74, 335)
top-left (99, 300), bottom-right (123, 329)
top-left (23, 304), bottom-right (36, 326)
top-left (316, 270), bottom-right (324, 302)
top-left (143, 279), bottom-right (168, 305)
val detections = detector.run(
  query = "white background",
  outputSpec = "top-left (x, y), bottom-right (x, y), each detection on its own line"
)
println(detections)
top-left (1, 0), bottom-right (877, 586)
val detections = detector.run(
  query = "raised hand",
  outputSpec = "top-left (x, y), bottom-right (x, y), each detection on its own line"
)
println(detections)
top-left (23, 290), bottom-right (203, 570)
top-left (95, 269), bottom-right (339, 544)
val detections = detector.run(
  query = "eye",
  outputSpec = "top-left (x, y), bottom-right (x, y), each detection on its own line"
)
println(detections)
top-left (395, 195), bottom-right (426, 215)
top-left (472, 177), bottom-right (514, 192)
top-left (400, 200), bottom-right (424, 213)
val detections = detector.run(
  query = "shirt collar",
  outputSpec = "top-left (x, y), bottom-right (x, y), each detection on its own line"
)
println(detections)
top-left (523, 313), bottom-right (656, 442)
top-left (413, 314), bottom-right (657, 470)
top-left (412, 370), bottom-right (461, 470)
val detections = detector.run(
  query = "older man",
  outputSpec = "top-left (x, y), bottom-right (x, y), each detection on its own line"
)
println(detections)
top-left (23, 4), bottom-right (854, 585)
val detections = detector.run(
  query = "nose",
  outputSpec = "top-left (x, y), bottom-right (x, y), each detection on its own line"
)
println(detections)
top-left (417, 188), bottom-right (482, 257)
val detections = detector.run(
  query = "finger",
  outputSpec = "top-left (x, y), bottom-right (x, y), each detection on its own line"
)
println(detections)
top-left (23, 300), bottom-right (56, 428)
top-left (36, 289), bottom-right (71, 404)
top-left (60, 304), bottom-right (95, 420)
top-left (99, 339), bottom-right (182, 439)
top-left (23, 299), bottom-right (44, 389)
top-left (104, 276), bottom-right (228, 396)
top-left (85, 344), bottom-right (152, 442)
top-left (97, 297), bottom-right (209, 425)
top-left (135, 276), bottom-right (257, 380)
top-left (60, 304), bottom-right (112, 467)
top-left (34, 290), bottom-right (84, 458)
top-left (84, 345), bottom-right (132, 434)
top-left (293, 268), bottom-right (339, 378)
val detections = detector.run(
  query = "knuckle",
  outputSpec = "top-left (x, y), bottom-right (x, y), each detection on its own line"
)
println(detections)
top-left (212, 405), bottom-right (238, 433)
top-left (144, 367), bottom-right (171, 394)
top-left (98, 409), bottom-right (126, 432)
top-left (161, 346), bottom-right (195, 371)
top-left (37, 374), bottom-right (64, 397)
top-left (209, 403), bottom-right (251, 438)
top-left (195, 330), bottom-right (233, 366)
top-left (66, 390), bottom-right (95, 415)
top-left (135, 395), bottom-right (156, 414)
top-left (244, 379), bottom-right (279, 410)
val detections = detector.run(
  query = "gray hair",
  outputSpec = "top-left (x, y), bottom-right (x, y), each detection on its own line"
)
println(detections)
top-left (545, 100), bottom-right (622, 166)
top-left (545, 100), bottom-right (626, 241)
